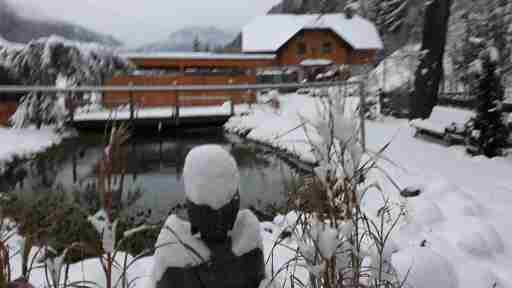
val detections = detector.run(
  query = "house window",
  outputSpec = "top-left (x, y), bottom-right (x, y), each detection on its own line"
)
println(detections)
top-left (322, 42), bottom-right (333, 54)
top-left (297, 42), bottom-right (307, 56)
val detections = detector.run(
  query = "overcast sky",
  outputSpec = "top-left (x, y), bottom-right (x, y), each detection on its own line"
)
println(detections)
top-left (7, 0), bottom-right (281, 47)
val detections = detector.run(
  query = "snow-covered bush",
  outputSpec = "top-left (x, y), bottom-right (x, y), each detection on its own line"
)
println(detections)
top-left (263, 93), bottom-right (404, 287)
top-left (466, 47), bottom-right (510, 157)
top-left (0, 36), bottom-right (127, 128)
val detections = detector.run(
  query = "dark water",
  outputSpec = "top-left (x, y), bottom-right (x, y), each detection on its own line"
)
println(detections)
top-left (4, 128), bottom-right (295, 221)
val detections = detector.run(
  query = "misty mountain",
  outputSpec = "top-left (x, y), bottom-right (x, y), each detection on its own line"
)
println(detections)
top-left (136, 26), bottom-right (236, 52)
top-left (0, 0), bottom-right (121, 46)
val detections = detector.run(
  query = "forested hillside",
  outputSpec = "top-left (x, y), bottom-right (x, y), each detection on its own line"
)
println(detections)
top-left (0, 0), bottom-right (121, 46)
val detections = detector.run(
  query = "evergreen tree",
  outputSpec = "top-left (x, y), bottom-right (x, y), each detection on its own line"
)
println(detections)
top-left (0, 65), bottom-right (10, 84)
top-left (2, 37), bottom-right (126, 128)
top-left (452, 11), bottom-right (487, 87)
top-left (453, 1), bottom-right (512, 85)
top-left (192, 36), bottom-right (201, 52)
top-left (487, 0), bottom-right (511, 71)
top-left (376, 0), bottom-right (410, 33)
top-left (203, 43), bottom-right (211, 52)
top-left (468, 48), bottom-right (510, 157)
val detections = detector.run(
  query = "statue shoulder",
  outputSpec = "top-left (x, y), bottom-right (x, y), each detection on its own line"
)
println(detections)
top-left (230, 209), bottom-right (263, 257)
top-left (152, 215), bottom-right (211, 285)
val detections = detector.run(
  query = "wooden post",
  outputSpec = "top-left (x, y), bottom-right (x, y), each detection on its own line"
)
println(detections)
top-left (359, 82), bottom-right (367, 151)
top-left (129, 82), bottom-right (134, 125)
top-left (36, 91), bottom-right (42, 130)
top-left (68, 91), bottom-right (75, 123)
top-left (175, 92), bottom-right (180, 127)
top-left (230, 97), bottom-right (235, 116)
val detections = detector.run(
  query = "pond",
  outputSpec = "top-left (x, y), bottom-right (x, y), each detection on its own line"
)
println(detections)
top-left (5, 127), bottom-right (297, 223)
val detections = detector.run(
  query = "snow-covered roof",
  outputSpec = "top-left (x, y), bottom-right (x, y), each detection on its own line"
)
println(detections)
top-left (123, 52), bottom-right (276, 61)
top-left (242, 14), bottom-right (383, 53)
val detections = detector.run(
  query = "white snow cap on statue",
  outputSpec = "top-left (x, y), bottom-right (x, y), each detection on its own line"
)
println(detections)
top-left (183, 145), bottom-right (240, 210)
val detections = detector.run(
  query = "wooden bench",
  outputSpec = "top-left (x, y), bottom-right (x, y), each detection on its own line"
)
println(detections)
top-left (410, 106), bottom-right (475, 145)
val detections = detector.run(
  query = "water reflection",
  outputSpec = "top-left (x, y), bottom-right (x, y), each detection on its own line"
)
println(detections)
top-left (7, 128), bottom-right (295, 221)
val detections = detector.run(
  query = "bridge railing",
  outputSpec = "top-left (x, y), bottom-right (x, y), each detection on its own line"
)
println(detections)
top-left (0, 80), bottom-right (367, 148)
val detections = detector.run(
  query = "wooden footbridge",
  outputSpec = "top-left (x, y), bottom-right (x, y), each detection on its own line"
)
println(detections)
top-left (0, 81), bottom-right (368, 146)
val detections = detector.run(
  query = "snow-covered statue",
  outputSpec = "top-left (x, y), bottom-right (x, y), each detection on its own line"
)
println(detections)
top-left (152, 145), bottom-right (265, 288)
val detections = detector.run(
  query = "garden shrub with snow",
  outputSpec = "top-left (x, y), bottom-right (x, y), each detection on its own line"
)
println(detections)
top-left (256, 94), bottom-right (405, 288)
top-left (0, 36), bottom-right (127, 128)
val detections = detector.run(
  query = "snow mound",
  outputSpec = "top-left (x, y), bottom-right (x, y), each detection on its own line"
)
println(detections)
top-left (456, 263), bottom-right (503, 288)
top-left (231, 210), bottom-right (263, 257)
top-left (152, 215), bottom-right (210, 284)
top-left (392, 247), bottom-right (458, 288)
top-left (438, 191), bottom-right (483, 217)
top-left (421, 179), bottom-right (483, 217)
top-left (183, 145), bottom-right (240, 210)
top-left (407, 199), bottom-right (444, 226)
top-left (442, 217), bottom-right (504, 258)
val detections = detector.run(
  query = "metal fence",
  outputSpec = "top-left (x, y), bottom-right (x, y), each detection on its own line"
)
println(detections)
top-left (0, 80), bottom-right (368, 149)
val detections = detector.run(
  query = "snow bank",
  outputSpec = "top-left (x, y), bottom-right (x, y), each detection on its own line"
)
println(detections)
top-left (0, 127), bottom-right (62, 173)
top-left (183, 145), bottom-right (240, 209)
top-left (225, 93), bottom-right (361, 164)
top-left (392, 247), bottom-right (458, 288)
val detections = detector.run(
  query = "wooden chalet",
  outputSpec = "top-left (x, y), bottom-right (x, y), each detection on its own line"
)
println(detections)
top-left (243, 13), bottom-right (383, 81)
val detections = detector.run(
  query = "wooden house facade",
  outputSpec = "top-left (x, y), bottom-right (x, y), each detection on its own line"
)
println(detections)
top-left (104, 53), bottom-right (275, 108)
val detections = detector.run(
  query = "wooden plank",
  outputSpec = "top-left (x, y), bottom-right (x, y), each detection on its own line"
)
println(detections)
top-left (129, 58), bottom-right (275, 69)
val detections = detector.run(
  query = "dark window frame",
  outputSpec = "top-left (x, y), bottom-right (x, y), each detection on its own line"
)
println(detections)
top-left (321, 42), bottom-right (333, 54)
top-left (297, 42), bottom-right (307, 56)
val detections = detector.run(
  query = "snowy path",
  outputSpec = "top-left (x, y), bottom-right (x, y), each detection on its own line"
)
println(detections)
top-left (366, 119), bottom-right (512, 288)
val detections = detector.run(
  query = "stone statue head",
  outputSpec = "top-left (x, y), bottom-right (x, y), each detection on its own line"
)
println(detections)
top-left (182, 145), bottom-right (240, 242)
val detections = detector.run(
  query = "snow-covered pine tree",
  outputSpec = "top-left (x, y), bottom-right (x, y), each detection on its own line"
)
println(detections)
top-left (468, 47), bottom-right (510, 157)
top-left (487, 0), bottom-right (511, 71)
top-left (452, 11), bottom-right (487, 87)
top-left (193, 36), bottom-right (201, 52)
top-left (453, 1), bottom-right (512, 86)
top-left (3, 36), bottom-right (127, 128)
top-left (377, 0), bottom-right (409, 33)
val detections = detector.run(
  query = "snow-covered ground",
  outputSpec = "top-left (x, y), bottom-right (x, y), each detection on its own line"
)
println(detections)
top-left (226, 93), bottom-right (512, 288)
top-left (2, 92), bottom-right (512, 288)
top-left (366, 119), bottom-right (512, 288)
top-left (0, 127), bottom-right (62, 173)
